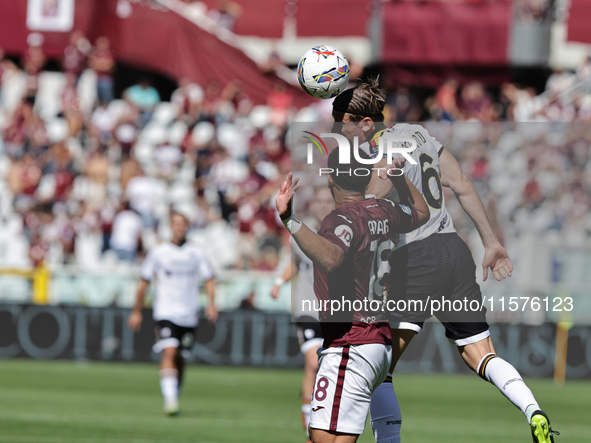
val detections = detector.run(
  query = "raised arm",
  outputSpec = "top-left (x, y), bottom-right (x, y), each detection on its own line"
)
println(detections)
top-left (439, 148), bottom-right (513, 281)
top-left (276, 174), bottom-right (345, 273)
top-left (389, 171), bottom-right (430, 229)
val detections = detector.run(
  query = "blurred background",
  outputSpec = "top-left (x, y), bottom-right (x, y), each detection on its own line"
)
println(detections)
top-left (0, 1), bottom-right (590, 442)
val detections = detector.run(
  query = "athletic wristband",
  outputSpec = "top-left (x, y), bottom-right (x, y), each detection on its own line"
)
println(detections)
top-left (274, 277), bottom-right (285, 287)
top-left (282, 214), bottom-right (302, 234)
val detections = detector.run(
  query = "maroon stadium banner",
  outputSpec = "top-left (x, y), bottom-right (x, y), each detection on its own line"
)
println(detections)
top-left (381, 1), bottom-right (511, 66)
top-left (296, 0), bottom-right (371, 38)
top-left (567, 0), bottom-right (591, 44)
top-left (1, 303), bottom-right (591, 379)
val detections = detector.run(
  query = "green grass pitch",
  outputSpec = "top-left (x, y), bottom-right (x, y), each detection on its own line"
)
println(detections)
top-left (0, 359), bottom-right (587, 442)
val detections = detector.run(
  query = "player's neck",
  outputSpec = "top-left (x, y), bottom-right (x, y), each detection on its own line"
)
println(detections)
top-left (333, 189), bottom-right (365, 208)
top-left (171, 238), bottom-right (186, 247)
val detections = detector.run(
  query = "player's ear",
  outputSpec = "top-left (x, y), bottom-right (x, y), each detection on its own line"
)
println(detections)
top-left (359, 117), bottom-right (374, 134)
top-left (327, 174), bottom-right (335, 188)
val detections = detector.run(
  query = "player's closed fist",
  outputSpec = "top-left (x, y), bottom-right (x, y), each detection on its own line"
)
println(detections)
top-left (482, 242), bottom-right (513, 281)
top-left (128, 311), bottom-right (143, 332)
top-left (205, 305), bottom-right (219, 323)
top-left (270, 284), bottom-right (281, 299)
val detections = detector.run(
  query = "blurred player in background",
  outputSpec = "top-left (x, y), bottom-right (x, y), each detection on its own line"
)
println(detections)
top-left (128, 212), bottom-right (218, 415)
top-left (276, 147), bottom-right (430, 443)
top-left (332, 79), bottom-right (558, 443)
top-left (270, 187), bottom-right (334, 442)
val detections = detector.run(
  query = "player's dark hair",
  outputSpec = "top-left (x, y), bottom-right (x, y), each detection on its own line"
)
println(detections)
top-left (327, 147), bottom-right (372, 194)
top-left (332, 77), bottom-right (386, 122)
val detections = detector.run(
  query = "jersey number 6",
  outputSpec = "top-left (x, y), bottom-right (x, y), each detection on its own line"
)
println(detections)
top-left (420, 153), bottom-right (443, 210)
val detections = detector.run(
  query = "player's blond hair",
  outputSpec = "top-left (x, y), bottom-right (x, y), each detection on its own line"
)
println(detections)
top-left (332, 77), bottom-right (386, 122)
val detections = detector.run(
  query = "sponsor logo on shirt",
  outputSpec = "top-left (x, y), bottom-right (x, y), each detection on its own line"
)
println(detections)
top-left (334, 225), bottom-right (353, 247)
top-left (399, 204), bottom-right (412, 216)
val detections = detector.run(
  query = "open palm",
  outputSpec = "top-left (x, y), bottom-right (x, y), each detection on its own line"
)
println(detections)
top-left (276, 173), bottom-right (300, 220)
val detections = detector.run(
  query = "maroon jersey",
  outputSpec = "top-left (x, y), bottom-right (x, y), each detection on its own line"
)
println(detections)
top-left (313, 197), bottom-right (419, 348)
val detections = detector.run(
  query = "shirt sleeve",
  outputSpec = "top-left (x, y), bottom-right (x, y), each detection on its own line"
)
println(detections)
top-left (416, 125), bottom-right (444, 157)
top-left (380, 199), bottom-right (420, 235)
top-left (319, 210), bottom-right (359, 257)
top-left (140, 248), bottom-right (156, 281)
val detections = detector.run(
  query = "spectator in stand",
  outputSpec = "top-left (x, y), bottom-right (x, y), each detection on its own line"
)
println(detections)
top-left (109, 201), bottom-right (143, 262)
top-left (29, 230), bottom-right (49, 267)
top-left (89, 37), bottom-right (116, 104)
top-left (124, 77), bottom-right (160, 128)
top-left (0, 47), bottom-right (12, 108)
top-left (208, 147), bottom-right (247, 221)
top-left (90, 100), bottom-right (117, 143)
top-left (7, 153), bottom-right (42, 211)
top-left (200, 81), bottom-right (222, 123)
top-left (154, 140), bottom-right (183, 181)
top-left (460, 81), bottom-right (493, 121)
top-left (45, 142), bottom-right (75, 204)
top-left (267, 81), bottom-right (292, 126)
top-left (388, 86), bottom-right (423, 122)
top-left (125, 169), bottom-right (165, 229)
top-left (171, 77), bottom-right (203, 125)
top-left (60, 72), bottom-right (84, 136)
top-left (208, 0), bottom-right (242, 32)
top-left (435, 78), bottom-right (459, 121)
top-left (63, 30), bottom-right (91, 85)
top-left (22, 36), bottom-right (46, 101)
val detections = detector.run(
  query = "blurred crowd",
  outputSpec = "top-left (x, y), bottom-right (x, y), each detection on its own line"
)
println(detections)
top-left (388, 56), bottom-right (591, 123)
top-left (431, 123), bottom-right (591, 252)
top-left (0, 32), bottom-right (297, 272)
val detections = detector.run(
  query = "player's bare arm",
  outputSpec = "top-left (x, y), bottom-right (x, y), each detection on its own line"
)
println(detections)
top-left (128, 278), bottom-right (149, 332)
top-left (367, 157), bottom-right (406, 199)
top-left (388, 170), bottom-right (430, 229)
top-left (204, 278), bottom-right (218, 322)
top-left (276, 173), bottom-right (345, 273)
top-left (439, 148), bottom-right (513, 281)
top-left (270, 261), bottom-right (294, 299)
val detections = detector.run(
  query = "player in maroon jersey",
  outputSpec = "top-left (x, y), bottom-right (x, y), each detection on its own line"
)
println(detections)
top-left (276, 148), bottom-right (429, 443)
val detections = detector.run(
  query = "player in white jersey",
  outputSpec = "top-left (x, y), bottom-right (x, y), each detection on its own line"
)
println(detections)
top-left (270, 187), bottom-right (334, 442)
top-left (331, 79), bottom-right (558, 443)
top-left (128, 213), bottom-right (218, 415)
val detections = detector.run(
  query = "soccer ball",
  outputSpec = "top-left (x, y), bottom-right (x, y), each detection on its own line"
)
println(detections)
top-left (297, 45), bottom-right (350, 99)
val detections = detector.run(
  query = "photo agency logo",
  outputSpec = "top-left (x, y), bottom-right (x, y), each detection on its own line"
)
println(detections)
top-left (302, 131), bottom-right (419, 176)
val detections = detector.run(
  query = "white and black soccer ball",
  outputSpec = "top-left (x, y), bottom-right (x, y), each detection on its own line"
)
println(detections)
top-left (297, 45), bottom-right (350, 99)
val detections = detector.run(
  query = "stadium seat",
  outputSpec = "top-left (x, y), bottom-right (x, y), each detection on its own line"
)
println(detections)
top-left (168, 120), bottom-right (188, 145)
top-left (153, 102), bottom-right (180, 125)
top-left (45, 118), bottom-right (69, 143)
top-left (192, 121), bottom-right (215, 146)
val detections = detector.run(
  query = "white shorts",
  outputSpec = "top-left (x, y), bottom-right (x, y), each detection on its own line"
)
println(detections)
top-left (309, 343), bottom-right (392, 435)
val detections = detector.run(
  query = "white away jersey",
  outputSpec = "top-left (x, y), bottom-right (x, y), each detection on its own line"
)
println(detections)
top-left (141, 241), bottom-right (215, 327)
top-left (359, 123), bottom-right (455, 250)
top-left (291, 234), bottom-right (317, 320)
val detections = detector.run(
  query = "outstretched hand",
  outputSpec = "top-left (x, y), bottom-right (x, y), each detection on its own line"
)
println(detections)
top-left (276, 173), bottom-right (300, 220)
top-left (482, 242), bottom-right (513, 281)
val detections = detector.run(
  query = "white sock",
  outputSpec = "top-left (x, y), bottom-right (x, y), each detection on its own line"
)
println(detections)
top-left (159, 369), bottom-right (179, 404)
top-left (301, 403), bottom-right (311, 437)
top-left (478, 353), bottom-right (540, 422)
top-left (369, 374), bottom-right (401, 443)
